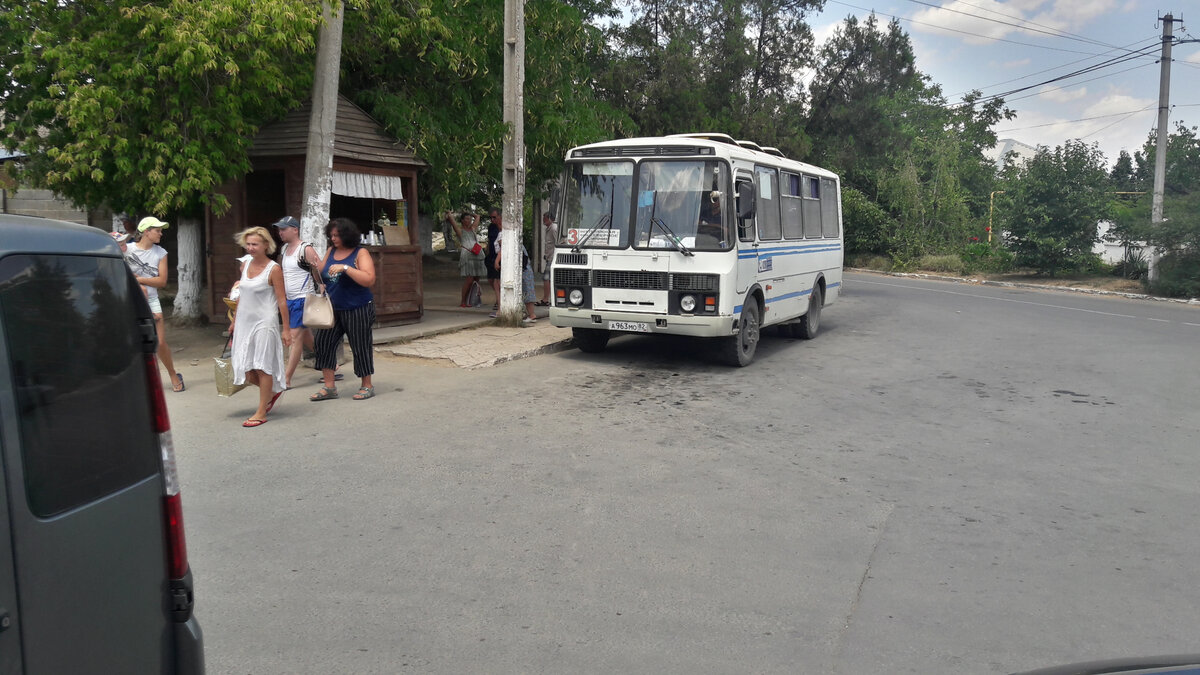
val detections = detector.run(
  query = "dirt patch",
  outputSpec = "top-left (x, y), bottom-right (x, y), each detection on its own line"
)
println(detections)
top-left (976, 272), bottom-right (1146, 294)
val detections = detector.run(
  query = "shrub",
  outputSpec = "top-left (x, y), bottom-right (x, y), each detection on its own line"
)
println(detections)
top-left (961, 242), bottom-right (1015, 274)
top-left (842, 186), bottom-right (893, 255)
top-left (846, 254), bottom-right (892, 271)
top-left (917, 254), bottom-right (965, 275)
top-left (1149, 252), bottom-right (1200, 298)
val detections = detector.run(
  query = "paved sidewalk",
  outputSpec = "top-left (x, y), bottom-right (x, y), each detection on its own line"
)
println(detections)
top-left (373, 259), bottom-right (574, 368)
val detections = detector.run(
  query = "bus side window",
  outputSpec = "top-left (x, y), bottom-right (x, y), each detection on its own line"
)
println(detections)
top-left (736, 180), bottom-right (756, 241)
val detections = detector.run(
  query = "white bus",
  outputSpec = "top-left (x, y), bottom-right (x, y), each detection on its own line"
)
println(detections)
top-left (549, 133), bottom-right (843, 366)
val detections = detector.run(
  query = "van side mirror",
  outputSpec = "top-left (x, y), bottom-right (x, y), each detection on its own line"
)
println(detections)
top-left (736, 182), bottom-right (756, 219)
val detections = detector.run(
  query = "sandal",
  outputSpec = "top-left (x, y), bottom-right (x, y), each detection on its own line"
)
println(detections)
top-left (352, 386), bottom-right (375, 400)
top-left (242, 418), bottom-right (267, 428)
top-left (310, 386), bottom-right (338, 401)
top-left (172, 373), bottom-right (186, 392)
top-left (265, 390), bottom-right (284, 414)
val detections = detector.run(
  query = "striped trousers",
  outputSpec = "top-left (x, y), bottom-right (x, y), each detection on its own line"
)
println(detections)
top-left (313, 302), bottom-right (375, 377)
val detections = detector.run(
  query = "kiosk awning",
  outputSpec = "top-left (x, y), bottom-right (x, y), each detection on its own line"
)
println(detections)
top-left (332, 171), bottom-right (404, 200)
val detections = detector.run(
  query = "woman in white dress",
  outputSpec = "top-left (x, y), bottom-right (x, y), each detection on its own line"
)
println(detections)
top-left (232, 226), bottom-right (292, 427)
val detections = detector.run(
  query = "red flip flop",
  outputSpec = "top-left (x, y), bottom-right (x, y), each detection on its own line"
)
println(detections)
top-left (242, 418), bottom-right (268, 428)
top-left (265, 390), bottom-right (284, 414)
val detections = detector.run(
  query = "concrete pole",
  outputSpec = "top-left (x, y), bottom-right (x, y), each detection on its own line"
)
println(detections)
top-left (498, 0), bottom-right (526, 323)
top-left (300, 0), bottom-right (344, 257)
top-left (1148, 13), bottom-right (1177, 282)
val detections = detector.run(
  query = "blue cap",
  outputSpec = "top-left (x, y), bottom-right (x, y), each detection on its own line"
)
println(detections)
top-left (273, 216), bottom-right (299, 229)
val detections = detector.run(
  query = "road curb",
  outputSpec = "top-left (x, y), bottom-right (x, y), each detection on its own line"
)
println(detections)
top-left (467, 337), bottom-right (576, 369)
top-left (849, 268), bottom-right (1200, 306)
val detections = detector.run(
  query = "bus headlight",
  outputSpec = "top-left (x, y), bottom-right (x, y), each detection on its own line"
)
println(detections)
top-left (680, 295), bottom-right (697, 313)
top-left (568, 289), bottom-right (584, 306)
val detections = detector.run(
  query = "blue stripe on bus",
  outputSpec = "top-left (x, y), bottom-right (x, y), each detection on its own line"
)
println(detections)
top-left (738, 245), bottom-right (843, 259)
top-left (734, 281), bottom-right (841, 314)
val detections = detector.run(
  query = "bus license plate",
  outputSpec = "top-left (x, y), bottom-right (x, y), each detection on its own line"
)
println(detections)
top-left (609, 321), bottom-right (650, 333)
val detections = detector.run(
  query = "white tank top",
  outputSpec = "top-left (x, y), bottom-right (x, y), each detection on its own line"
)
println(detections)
top-left (281, 242), bottom-right (313, 300)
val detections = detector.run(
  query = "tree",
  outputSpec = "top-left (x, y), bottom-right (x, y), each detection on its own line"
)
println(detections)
top-left (1000, 140), bottom-right (1111, 275)
top-left (341, 0), bottom-right (629, 214)
top-left (1, 0), bottom-right (319, 321)
top-left (1112, 122), bottom-right (1200, 296)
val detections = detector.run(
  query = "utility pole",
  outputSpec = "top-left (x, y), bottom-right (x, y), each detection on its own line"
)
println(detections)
top-left (1148, 12), bottom-right (1180, 282)
top-left (498, 0), bottom-right (526, 322)
top-left (300, 0), bottom-right (344, 256)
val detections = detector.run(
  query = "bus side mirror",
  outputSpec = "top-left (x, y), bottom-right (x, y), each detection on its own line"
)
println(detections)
top-left (736, 182), bottom-right (756, 219)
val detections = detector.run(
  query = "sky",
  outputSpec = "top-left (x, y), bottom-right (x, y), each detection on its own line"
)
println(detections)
top-left (805, 0), bottom-right (1200, 166)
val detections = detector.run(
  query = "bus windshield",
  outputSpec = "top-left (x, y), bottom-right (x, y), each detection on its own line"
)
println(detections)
top-left (633, 160), bottom-right (731, 252)
top-left (561, 161), bottom-right (633, 249)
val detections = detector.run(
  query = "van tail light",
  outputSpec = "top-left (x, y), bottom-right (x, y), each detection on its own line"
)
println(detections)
top-left (144, 355), bottom-right (190, 580)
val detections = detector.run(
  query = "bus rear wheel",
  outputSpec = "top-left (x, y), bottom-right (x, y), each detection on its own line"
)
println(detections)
top-left (797, 286), bottom-right (823, 339)
top-left (572, 327), bottom-right (610, 353)
top-left (720, 301), bottom-right (760, 367)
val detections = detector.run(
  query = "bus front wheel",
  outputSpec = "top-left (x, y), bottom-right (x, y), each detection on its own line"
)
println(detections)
top-left (572, 327), bottom-right (610, 353)
top-left (721, 302), bottom-right (760, 367)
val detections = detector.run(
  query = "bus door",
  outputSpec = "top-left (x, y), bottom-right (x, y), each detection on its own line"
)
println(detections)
top-left (734, 172), bottom-right (757, 295)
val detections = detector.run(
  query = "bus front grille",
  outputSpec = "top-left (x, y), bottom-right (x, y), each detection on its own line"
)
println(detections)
top-left (555, 268), bottom-right (590, 287)
top-left (555, 252), bottom-right (587, 266)
top-left (670, 273), bottom-right (718, 291)
top-left (593, 270), bottom-right (668, 290)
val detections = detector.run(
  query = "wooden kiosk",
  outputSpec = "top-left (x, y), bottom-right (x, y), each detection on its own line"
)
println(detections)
top-left (205, 95), bottom-right (427, 325)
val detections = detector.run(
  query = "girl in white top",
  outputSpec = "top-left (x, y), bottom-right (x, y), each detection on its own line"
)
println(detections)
top-left (126, 217), bottom-right (183, 392)
top-left (231, 226), bottom-right (293, 427)
top-left (274, 216), bottom-right (322, 388)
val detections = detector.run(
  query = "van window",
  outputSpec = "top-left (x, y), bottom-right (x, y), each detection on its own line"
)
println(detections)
top-left (0, 254), bottom-right (158, 517)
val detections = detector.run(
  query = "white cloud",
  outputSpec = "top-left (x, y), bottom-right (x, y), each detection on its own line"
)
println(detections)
top-left (1002, 58), bottom-right (1032, 68)
top-left (1040, 85), bottom-right (1088, 103)
top-left (1029, 0), bottom-right (1119, 32)
top-left (1185, 49), bottom-right (1200, 65)
top-left (909, 0), bottom-right (1119, 45)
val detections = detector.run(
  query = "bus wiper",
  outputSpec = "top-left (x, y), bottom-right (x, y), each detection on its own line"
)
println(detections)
top-left (648, 192), bottom-right (693, 256)
top-left (572, 213), bottom-right (610, 253)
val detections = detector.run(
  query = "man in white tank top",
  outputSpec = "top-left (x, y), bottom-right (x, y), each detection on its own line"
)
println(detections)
top-left (274, 216), bottom-right (322, 389)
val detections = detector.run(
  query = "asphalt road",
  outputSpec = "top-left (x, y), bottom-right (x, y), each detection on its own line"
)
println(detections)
top-left (171, 272), bottom-right (1200, 674)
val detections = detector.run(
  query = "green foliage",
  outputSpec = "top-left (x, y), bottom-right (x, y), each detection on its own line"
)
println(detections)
top-left (841, 185), bottom-right (892, 255)
top-left (1000, 139), bottom-right (1112, 276)
top-left (342, 0), bottom-right (631, 215)
top-left (916, 254), bottom-right (964, 275)
top-left (0, 0), bottom-right (319, 216)
top-left (961, 242), bottom-right (1014, 274)
top-left (802, 14), bottom-right (1010, 259)
top-left (1149, 252), bottom-right (1200, 298)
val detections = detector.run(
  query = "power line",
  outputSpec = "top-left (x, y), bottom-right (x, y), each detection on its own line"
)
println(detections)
top-left (948, 36), bottom-right (1159, 99)
top-left (995, 107), bottom-right (1155, 133)
top-left (824, 0), bottom-right (1122, 56)
top-left (900, 0), bottom-right (1120, 50)
top-left (962, 42), bottom-right (1162, 106)
top-left (999, 62), bottom-right (1156, 105)
top-left (928, 0), bottom-right (1132, 51)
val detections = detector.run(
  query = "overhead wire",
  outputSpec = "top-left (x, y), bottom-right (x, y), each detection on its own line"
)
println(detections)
top-left (900, 0), bottom-right (1121, 50)
top-left (947, 36), bottom-right (1159, 100)
top-left (824, 0), bottom-right (1119, 56)
top-left (995, 107), bottom-right (1155, 133)
top-left (919, 0), bottom-right (1132, 50)
top-left (958, 42), bottom-right (1163, 106)
top-left (992, 62), bottom-right (1157, 105)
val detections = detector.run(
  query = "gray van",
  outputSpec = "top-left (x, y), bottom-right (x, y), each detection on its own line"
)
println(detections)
top-left (0, 215), bottom-right (204, 673)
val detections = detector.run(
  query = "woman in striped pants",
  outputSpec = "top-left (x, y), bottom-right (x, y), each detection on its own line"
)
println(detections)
top-left (311, 217), bottom-right (378, 401)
